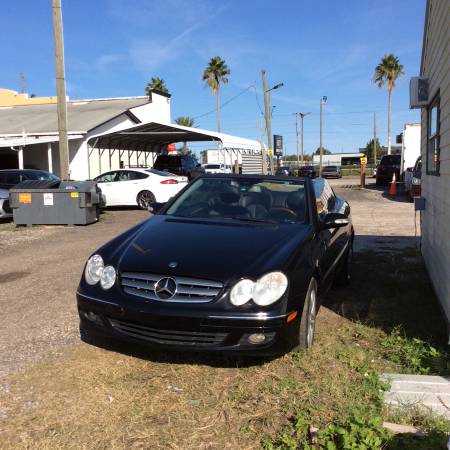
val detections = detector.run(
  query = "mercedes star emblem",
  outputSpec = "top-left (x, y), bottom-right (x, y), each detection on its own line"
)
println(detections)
top-left (154, 277), bottom-right (177, 300)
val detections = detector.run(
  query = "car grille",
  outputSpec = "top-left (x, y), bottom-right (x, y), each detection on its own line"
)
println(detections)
top-left (120, 272), bottom-right (223, 303)
top-left (3, 200), bottom-right (11, 214)
top-left (109, 318), bottom-right (227, 346)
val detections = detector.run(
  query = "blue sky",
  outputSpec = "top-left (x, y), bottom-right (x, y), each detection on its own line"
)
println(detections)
top-left (1, 0), bottom-right (425, 157)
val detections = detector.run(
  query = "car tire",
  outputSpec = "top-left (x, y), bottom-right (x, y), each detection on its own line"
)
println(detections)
top-left (335, 239), bottom-right (353, 286)
top-left (295, 277), bottom-right (318, 351)
top-left (136, 190), bottom-right (156, 210)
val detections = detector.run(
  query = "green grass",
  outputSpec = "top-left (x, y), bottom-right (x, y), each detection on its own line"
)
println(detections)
top-left (0, 249), bottom-right (448, 449)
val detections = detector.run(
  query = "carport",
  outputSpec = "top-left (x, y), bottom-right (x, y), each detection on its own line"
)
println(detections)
top-left (87, 121), bottom-right (264, 175)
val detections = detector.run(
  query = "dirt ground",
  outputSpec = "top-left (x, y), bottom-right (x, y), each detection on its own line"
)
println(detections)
top-left (0, 209), bottom-right (148, 377)
top-left (0, 178), bottom-right (417, 377)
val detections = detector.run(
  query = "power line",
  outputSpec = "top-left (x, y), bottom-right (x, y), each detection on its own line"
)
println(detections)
top-left (193, 84), bottom-right (258, 120)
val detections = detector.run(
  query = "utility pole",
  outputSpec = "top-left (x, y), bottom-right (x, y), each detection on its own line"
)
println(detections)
top-left (373, 112), bottom-right (377, 166)
top-left (19, 72), bottom-right (25, 94)
top-left (262, 70), bottom-right (284, 175)
top-left (52, 0), bottom-right (70, 180)
top-left (258, 117), bottom-right (267, 174)
top-left (294, 112), bottom-right (311, 166)
top-left (319, 96), bottom-right (327, 176)
top-left (262, 70), bottom-right (272, 174)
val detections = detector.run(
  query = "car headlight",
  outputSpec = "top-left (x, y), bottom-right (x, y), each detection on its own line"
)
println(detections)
top-left (230, 279), bottom-right (254, 306)
top-left (412, 177), bottom-right (421, 185)
top-left (100, 265), bottom-right (116, 290)
top-left (253, 271), bottom-right (288, 306)
top-left (85, 254), bottom-right (104, 285)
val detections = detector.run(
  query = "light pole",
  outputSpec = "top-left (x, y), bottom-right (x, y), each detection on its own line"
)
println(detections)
top-left (262, 69), bottom-right (283, 174)
top-left (319, 96), bottom-right (327, 176)
top-left (294, 112), bottom-right (311, 167)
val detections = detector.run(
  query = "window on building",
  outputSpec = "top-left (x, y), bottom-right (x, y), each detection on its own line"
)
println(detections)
top-left (427, 93), bottom-right (440, 175)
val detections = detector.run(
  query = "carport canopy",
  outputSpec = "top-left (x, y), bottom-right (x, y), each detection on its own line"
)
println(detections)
top-left (87, 121), bottom-right (260, 152)
top-left (88, 122), bottom-right (220, 151)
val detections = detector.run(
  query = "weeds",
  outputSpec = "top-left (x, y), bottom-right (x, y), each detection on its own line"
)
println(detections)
top-left (379, 327), bottom-right (450, 375)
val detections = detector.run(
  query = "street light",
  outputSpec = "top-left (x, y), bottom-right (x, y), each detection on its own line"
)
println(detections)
top-left (262, 70), bottom-right (284, 174)
top-left (319, 96), bottom-right (327, 176)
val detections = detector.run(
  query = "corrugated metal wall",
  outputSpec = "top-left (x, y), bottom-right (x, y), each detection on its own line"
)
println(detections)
top-left (241, 153), bottom-right (263, 174)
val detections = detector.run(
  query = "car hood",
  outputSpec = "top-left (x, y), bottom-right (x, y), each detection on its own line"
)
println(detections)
top-left (115, 215), bottom-right (312, 282)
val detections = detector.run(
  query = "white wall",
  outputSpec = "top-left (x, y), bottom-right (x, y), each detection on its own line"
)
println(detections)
top-left (420, 0), bottom-right (450, 339)
top-left (131, 92), bottom-right (171, 124)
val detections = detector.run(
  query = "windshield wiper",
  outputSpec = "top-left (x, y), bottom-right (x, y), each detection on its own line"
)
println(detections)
top-left (223, 216), bottom-right (278, 224)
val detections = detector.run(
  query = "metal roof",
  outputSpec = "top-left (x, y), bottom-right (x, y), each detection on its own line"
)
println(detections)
top-left (0, 97), bottom-right (148, 135)
top-left (88, 122), bottom-right (262, 152)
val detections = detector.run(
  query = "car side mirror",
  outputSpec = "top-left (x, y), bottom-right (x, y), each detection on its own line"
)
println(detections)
top-left (321, 212), bottom-right (349, 229)
top-left (148, 202), bottom-right (165, 214)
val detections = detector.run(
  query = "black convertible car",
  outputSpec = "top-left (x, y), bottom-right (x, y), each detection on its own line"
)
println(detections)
top-left (77, 174), bottom-right (353, 356)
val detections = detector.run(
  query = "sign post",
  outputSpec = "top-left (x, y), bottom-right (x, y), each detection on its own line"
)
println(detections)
top-left (273, 135), bottom-right (283, 170)
top-left (360, 156), bottom-right (368, 188)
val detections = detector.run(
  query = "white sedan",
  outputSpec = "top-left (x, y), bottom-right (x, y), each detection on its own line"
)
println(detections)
top-left (94, 168), bottom-right (188, 209)
top-left (0, 188), bottom-right (12, 219)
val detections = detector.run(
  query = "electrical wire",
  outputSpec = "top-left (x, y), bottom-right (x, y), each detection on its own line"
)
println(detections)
top-left (193, 84), bottom-right (259, 120)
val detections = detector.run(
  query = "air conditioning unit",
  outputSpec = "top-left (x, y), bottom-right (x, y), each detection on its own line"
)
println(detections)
top-left (410, 77), bottom-right (429, 108)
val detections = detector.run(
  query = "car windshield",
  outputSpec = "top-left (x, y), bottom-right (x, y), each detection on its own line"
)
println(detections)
top-left (154, 156), bottom-right (181, 169)
top-left (324, 166), bottom-right (337, 170)
top-left (381, 155), bottom-right (401, 165)
top-left (26, 171), bottom-right (59, 181)
top-left (205, 164), bottom-right (221, 169)
top-left (165, 177), bottom-right (307, 224)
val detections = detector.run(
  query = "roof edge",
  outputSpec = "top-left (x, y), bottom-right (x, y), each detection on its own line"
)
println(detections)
top-left (420, 0), bottom-right (430, 76)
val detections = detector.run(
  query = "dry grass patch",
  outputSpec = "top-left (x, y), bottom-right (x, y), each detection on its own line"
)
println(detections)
top-left (1, 249), bottom-right (448, 449)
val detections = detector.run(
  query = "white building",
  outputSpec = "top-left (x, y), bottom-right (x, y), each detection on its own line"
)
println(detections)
top-left (0, 90), bottom-right (171, 179)
top-left (414, 0), bottom-right (450, 341)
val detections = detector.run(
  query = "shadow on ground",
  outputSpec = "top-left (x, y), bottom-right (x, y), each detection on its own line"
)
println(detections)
top-left (325, 243), bottom-right (448, 346)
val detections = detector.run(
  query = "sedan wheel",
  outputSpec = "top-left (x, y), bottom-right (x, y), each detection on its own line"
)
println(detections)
top-left (296, 277), bottom-right (318, 350)
top-left (137, 190), bottom-right (156, 210)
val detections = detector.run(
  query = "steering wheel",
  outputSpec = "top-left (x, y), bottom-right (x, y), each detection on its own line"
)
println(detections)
top-left (267, 207), bottom-right (298, 222)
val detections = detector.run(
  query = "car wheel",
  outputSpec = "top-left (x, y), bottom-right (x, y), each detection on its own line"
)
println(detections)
top-left (296, 277), bottom-right (318, 350)
top-left (336, 240), bottom-right (353, 286)
top-left (136, 190), bottom-right (156, 210)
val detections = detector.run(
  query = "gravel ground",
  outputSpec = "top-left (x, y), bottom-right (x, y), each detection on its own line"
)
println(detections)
top-left (330, 177), bottom-right (418, 252)
top-left (0, 179), bottom-right (417, 377)
top-left (0, 209), bottom-right (148, 377)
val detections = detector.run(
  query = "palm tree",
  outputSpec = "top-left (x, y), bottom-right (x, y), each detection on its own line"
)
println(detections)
top-left (174, 116), bottom-right (195, 127)
top-left (373, 54), bottom-right (404, 154)
top-left (174, 116), bottom-right (196, 154)
top-left (202, 56), bottom-right (230, 132)
top-left (145, 77), bottom-right (169, 96)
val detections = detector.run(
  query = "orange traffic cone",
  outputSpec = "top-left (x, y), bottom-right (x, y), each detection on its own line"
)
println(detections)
top-left (389, 172), bottom-right (397, 196)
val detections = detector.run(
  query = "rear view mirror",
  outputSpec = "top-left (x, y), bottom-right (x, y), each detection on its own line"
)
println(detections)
top-left (148, 202), bottom-right (165, 214)
top-left (321, 212), bottom-right (349, 229)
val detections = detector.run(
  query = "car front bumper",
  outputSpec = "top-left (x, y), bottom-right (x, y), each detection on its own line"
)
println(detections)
top-left (77, 291), bottom-right (298, 356)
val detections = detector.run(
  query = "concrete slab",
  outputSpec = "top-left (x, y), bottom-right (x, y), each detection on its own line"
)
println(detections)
top-left (382, 373), bottom-right (450, 419)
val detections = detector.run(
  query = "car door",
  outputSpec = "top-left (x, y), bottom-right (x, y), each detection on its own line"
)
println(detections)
top-left (314, 179), bottom-right (344, 289)
top-left (116, 170), bottom-right (150, 205)
top-left (94, 171), bottom-right (119, 206)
